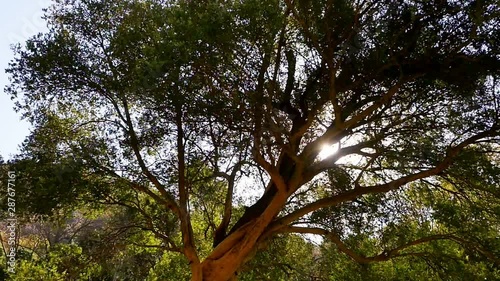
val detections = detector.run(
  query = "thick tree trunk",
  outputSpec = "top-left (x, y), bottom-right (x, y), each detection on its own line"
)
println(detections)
top-left (199, 188), bottom-right (289, 281)
top-left (200, 260), bottom-right (239, 281)
top-left (200, 145), bottom-right (300, 280)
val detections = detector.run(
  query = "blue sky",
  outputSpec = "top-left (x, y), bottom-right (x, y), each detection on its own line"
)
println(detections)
top-left (0, 0), bottom-right (51, 160)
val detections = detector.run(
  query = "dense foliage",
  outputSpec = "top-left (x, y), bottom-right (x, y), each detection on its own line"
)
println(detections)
top-left (2, 0), bottom-right (500, 280)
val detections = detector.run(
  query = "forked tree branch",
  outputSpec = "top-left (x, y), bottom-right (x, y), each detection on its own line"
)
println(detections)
top-left (299, 78), bottom-right (406, 164)
top-left (214, 160), bottom-right (249, 246)
top-left (121, 97), bottom-right (180, 216)
top-left (270, 127), bottom-right (500, 230)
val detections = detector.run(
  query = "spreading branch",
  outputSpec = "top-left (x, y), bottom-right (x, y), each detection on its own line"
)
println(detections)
top-left (279, 226), bottom-right (500, 265)
top-left (270, 127), bottom-right (500, 230)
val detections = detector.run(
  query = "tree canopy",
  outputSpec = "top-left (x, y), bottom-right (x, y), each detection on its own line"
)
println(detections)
top-left (3, 0), bottom-right (500, 280)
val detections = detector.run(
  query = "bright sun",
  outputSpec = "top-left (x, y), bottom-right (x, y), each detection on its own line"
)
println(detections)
top-left (318, 143), bottom-right (339, 160)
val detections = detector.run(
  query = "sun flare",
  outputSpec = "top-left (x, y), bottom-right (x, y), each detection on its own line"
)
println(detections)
top-left (318, 143), bottom-right (339, 160)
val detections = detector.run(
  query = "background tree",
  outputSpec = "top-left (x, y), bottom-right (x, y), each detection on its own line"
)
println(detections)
top-left (4, 0), bottom-right (500, 280)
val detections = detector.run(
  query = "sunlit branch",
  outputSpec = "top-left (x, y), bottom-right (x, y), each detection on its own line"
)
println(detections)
top-left (208, 221), bottom-right (255, 261)
top-left (270, 127), bottom-right (500, 230)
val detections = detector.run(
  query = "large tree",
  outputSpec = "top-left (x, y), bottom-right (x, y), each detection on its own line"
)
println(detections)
top-left (5, 0), bottom-right (500, 280)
